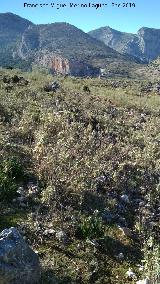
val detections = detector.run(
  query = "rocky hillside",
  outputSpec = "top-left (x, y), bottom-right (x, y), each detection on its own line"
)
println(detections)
top-left (89, 26), bottom-right (160, 63)
top-left (17, 22), bottom-right (122, 76)
top-left (0, 12), bottom-right (32, 47)
top-left (0, 13), bottom-right (33, 68)
top-left (0, 13), bottom-right (139, 76)
top-left (0, 68), bottom-right (159, 284)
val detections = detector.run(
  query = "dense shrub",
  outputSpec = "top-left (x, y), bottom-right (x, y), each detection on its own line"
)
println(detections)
top-left (0, 157), bottom-right (24, 201)
top-left (76, 211), bottom-right (105, 240)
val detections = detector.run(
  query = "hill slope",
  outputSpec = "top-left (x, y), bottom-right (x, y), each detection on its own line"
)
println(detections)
top-left (18, 22), bottom-right (122, 76)
top-left (0, 13), bottom-right (33, 68)
top-left (0, 12), bottom-right (33, 46)
top-left (0, 68), bottom-right (159, 283)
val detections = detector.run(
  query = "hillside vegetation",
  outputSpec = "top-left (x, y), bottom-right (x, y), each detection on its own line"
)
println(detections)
top-left (0, 68), bottom-right (159, 284)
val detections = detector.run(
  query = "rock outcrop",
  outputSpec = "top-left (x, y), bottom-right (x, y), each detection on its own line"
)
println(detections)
top-left (89, 26), bottom-right (160, 62)
top-left (36, 53), bottom-right (70, 75)
top-left (0, 13), bottom-right (33, 68)
top-left (36, 52), bottom-right (99, 76)
top-left (137, 27), bottom-right (160, 62)
top-left (0, 227), bottom-right (40, 284)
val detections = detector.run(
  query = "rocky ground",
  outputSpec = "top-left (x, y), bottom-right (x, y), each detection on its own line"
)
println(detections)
top-left (0, 68), bottom-right (159, 284)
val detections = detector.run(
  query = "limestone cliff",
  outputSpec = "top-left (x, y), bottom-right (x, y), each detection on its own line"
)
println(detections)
top-left (137, 27), bottom-right (160, 62)
top-left (36, 53), bottom-right (70, 75)
top-left (89, 26), bottom-right (160, 63)
top-left (35, 52), bottom-right (99, 76)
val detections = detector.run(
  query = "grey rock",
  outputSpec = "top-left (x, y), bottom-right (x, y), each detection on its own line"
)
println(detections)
top-left (134, 199), bottom-right (144, 205)
top-left (118, 217), bottom-right (127, 226)
top-left (139, 201), bottom-right (145, 207)
top-left (16, 187), bottom-right (25, 196)
top-left (89, 26), bottom-right (160, 62)
top-left (17, 196), bottom-right (26, 202)
top-left (43, 81), bottom-right (60, 92)
top-left (120, 194), bottom-right (130, 204)
top-left (126, 268), bottom-right (136, 279)
top-left (56, 230), bottom-right (67, 242)
top-left (102, 210), bottom-right (115, 223)
top-left (117, 252), bottom-right (124, 260)
top-left (0, 227), bottom-right (40, 284)
top-left (43, 229), bottom-right (55, 236)
top-left (118, 226), bottom-right (132, 237)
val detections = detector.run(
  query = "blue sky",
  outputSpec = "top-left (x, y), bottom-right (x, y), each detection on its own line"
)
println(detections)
top-left (0, 0), bottom-right (160, 33)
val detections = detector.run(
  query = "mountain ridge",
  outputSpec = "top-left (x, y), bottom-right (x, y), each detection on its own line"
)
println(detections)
top-left (88, 26), bottom-right (160, 63)
top-left (0, 12), bottom-right (138, 76)
top-left (1, 12), bottom-right (160, 77)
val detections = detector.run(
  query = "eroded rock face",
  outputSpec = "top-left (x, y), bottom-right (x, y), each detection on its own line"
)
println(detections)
top-left (36, 52), bottom-right (99, 76)
top-left (37, 53), bottom-right (70, 75)
top-left (137, 27), bottom-right (160, 62)
top-left (89, 26), bottom-right (160, 62)
top-left (0, 227), bottom-right (40, 284)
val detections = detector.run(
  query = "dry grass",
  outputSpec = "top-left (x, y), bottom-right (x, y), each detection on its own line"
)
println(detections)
top-left (0, 68), bottom-right (159, 284)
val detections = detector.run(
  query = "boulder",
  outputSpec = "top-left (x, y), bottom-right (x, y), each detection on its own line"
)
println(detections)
top-left (102, 210), bottom-right (115, 223)
top-left (43, 81), bottom-right (60, 92)
top-left (0, 227), bottom-right (40, 284)
top-left (56, 230), bottom-right (67, 242)
top-left (125, 268), bottom-right (136, 279)
top-left (120, 194), bottom-right (130, 204)
top-left (118, 226), bottom-right (132, 238)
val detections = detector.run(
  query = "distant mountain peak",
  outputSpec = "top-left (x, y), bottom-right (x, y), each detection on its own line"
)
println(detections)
top-left (2, 12), bottom-right (159, 77)
top-left (0, 12), bottom-right (32, 22)
top-left (89, 26), bottom-right (160, 62)
top-left (1, 12), bottom-right (135, 76)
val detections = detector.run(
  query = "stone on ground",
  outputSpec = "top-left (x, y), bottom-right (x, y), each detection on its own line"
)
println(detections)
top-left (0, 227), bottom-right (40, 284)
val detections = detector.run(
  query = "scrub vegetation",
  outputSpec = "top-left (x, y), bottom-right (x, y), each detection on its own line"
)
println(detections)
top-left (0, 68), bottom-right (159, 284)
